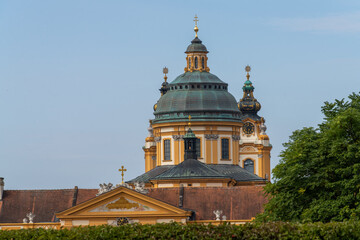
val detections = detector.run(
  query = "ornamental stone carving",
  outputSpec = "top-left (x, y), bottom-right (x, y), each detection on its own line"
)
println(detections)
top-left (205, 134), bottom-right (219, 140)
top-left (241, 146), bottom-right (256, 152)
top-left (154, 137), bottom-right (161, 142)
top-left (134, 182), bottom-right (148, 194)
top-left (97, 183), bottom-right (114, 196)
top-left (26, 212), bottom-right (36, 223)
top-left (260, 118), bottom-right (267, 135)
top-left (172, 135), bottom-right (184, 141)
top-left (213, 210), bottom-right (223, 221)
top-left (232, 135), bottom-right (240, 141)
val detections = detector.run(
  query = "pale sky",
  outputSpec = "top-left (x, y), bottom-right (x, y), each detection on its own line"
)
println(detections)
top-left (1, 0), bottom-right (359, 189)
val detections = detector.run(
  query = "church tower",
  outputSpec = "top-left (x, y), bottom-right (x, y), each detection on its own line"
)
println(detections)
top-left (238, 66), bottom-right (272, 180)
top-left (142, 17), bottom-right (271, 184)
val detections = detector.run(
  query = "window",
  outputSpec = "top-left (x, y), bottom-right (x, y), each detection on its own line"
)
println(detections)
top-left (189, 58), bottom-right (191, 68)
top-left (196, 138), bottom-right (201, 158)
top-left (244, 159), bottom-right (254, 173)
top-left (221, 138), bottom-right (229, 159)
top-left (164, 139), bottom-right (171, 160)
top-left (202, 57), bottom-right (205, 69)
top-left (195, 57), bottom-right (198, 69)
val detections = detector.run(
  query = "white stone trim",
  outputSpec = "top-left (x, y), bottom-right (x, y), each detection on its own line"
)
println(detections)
top-left (72, 220), bottom-right (89, 226)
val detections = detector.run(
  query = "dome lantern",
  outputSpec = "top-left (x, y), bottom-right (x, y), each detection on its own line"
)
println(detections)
top-left (184, 15), bottom-right (210, 73)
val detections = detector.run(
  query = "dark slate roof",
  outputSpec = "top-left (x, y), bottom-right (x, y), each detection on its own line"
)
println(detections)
top-left (127, 165), bottom-right (174, 183)
top-left (185, 37), bottom-right (208, 53)
top-left (147, 186), bottom-right (267, 220)
top-left (129, 163), bottom-right (266, 183)
top-left (152, 159), bottom-right (228, 180)
top-left (0, 188), bottom-right (97, 223)
top-left (208, 164), bottom-right (266, 182)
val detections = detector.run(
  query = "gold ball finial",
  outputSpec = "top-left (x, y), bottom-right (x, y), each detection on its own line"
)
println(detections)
top-left (163, 67), bottom-right (168, 82)
top-left (193, 15), bottom-right (199, 37)
top-left (163, 67), bottom-right (168, 74)
top-left (245, 65), bottom-right (251, 80)
top-left (188, 115), bottom-right (192, 126)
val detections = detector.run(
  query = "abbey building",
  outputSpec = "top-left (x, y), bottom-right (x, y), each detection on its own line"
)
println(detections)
top-left (0, 19), bottom-right (271, 228)
top-left (139, 23), bottom-right (271, 188)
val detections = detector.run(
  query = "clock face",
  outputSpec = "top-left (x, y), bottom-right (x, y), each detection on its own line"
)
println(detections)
top-left (243, 122), bottom-right (255, 134)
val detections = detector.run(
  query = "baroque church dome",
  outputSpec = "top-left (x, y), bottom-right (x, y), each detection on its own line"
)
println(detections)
top-left (153, 34), bottom-right (241, 124)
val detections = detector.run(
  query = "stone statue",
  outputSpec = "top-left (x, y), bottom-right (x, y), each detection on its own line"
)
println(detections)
top-left (26, 212), bottom-right (35, 223)
top-left (213, 210), bottom-right (223, 221)
top-left (260, 117), bottom-right (267, 135)
top-left (134, 182), bottom-right (148, 194)
top-left (23, 218), bottom-right (28, 223)
top-left (96, 183), bottom-right (114, 196)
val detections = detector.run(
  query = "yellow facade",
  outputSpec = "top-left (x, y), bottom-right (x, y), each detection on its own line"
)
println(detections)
top-left (144, 119), bottom-right (271, 180)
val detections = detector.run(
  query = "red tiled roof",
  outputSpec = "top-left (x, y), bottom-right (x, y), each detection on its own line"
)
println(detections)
top-left (0, 188), bottom-right (96, 223)
top-left (147, 186), bottom-right (267, 220)
top-left (0, 186), bottom-right (266, 223)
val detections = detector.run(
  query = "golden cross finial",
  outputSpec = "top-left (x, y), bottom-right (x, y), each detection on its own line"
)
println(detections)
top-left (118, 165), bottom-right (127, 184)
top-left (193, 15), bottom-right (199, 37)
top-left (194, 15), bottom-right (199, 26)
top-left (188, 115), bottom-right (192, 127)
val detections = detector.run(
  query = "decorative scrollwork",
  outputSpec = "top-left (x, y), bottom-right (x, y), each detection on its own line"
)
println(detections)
top-left (232, 135), bottom-right (240, 141)
top-left (205, 134), bottom-right (219, 140)
top-left (154, 137), bottom-right (161, 142)
top-left (172, 135), bottom-right (184, 141)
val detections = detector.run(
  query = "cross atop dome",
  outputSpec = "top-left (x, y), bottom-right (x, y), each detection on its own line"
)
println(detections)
top-left (193, 15), bottom-right (199, 37)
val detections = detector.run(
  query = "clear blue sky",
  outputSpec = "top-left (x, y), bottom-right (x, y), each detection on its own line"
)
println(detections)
top-left (1, 1), bottom-right (359, 189)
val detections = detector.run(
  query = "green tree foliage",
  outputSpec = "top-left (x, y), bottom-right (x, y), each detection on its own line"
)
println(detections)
top-left (257, 92), bottom-right (360, 222)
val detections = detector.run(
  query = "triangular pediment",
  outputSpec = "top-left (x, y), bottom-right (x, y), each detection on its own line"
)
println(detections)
top-left (56, 187), bottom-right (190, 219)
top-left (89, 196), bottom-right (156, 212)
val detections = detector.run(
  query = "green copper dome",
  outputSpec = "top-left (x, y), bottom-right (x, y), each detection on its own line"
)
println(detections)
top-left (153, 71), bottom-right (242, 124)
top-left (185, 37), bottom-right (208, 53)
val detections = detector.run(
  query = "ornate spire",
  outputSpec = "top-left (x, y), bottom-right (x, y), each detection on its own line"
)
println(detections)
top-left (238, 65), bottom-right (261, 117)
top-left (159, 67), bottom-right (169, 96)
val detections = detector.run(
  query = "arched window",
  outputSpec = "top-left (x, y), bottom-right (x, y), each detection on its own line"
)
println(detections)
top-left (195, 57), bottom-right (198, 69)
top-left (221, 138), bottom-right (229, 159)
top-left (202, 57), bottom-right (205, 69)
top-left (164, 139), bottom-right (171, 160)
top-left (189, 58), bottom-right (191, 68)
top-left (244, 159), bottom-right (254, 173)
